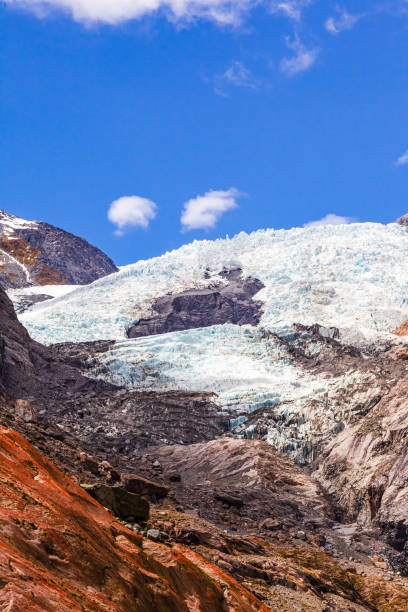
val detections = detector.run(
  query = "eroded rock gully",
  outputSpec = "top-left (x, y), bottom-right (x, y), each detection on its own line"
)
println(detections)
top-left (2, 285), bottom-right (408, 609)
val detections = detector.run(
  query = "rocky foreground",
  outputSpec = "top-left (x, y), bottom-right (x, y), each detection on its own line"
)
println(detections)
top-left (2, 282), bottom-right (408, 610)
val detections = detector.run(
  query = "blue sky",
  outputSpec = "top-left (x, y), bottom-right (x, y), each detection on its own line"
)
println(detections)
top-left (1, 0), bottom-right (408, 264)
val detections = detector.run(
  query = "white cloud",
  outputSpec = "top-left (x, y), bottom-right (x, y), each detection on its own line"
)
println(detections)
top-left (269, 0), bottom-right (312, 22)
top-left (181, 187), bottom-right (240, 231)
top-left (108, 195), bottom-right (157, 235)
top-left (304, 213), bottom-right (356, 228)
top-left (4, 0), bottom-right (258, 25)
top-left (325, 9), bottom-right (361, 35)
top-left (214, 61), bottom-right (258, 96)
top-left (280, 37), bottom-right (318, 76)
top-left (396, 150), bottom-right (408, 166)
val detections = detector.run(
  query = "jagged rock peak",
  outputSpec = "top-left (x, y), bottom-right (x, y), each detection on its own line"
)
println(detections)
top-left (0, 208), bottom-right (118, 289)
top-left (396, 212), bottom-right (408, 227)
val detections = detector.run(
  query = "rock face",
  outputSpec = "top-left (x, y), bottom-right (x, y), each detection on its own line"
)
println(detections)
top-left (0, 288), bottom-right (229, 465)
top-left (82, 483), bottom-right (150, 521)
top-left (396, 212), bottom-right (408, 227)
top-left (0, 425), bottom-right (268, 611)
top-left (314, 371), bottom-right (408, 574)
top-left (149, 437), bottom-right (331, 531)
top-left (0, 209), bottom-right (117, 289)
top-left (3, 283), bottom-right (408, 608)
top-left (127, 268), bottom-right (264, 338)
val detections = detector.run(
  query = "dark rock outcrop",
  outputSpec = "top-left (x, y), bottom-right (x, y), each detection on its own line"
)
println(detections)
top-left (12, 292), bottom-right (55, 313)
top-left (0, 209), bottom-right (117, 288)
top-left (121, 474), bottom-right (169, 501)
top-left (127, 268), bottom-right (264, 338)
top-left (81, 483), bottom-right (150, 521)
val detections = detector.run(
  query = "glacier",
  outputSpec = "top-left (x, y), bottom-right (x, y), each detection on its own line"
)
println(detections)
top-left (16, 221), bottom-right (408, 461)
top-left (19, 222), bottom-right (408, 344)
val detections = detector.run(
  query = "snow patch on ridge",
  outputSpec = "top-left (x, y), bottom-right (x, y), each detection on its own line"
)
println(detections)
top-left (0, 210), bottom-right (38, 235)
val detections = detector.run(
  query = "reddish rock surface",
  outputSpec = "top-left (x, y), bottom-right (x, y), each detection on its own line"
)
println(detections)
top-left (394, 320), bottom-right (408, 336)
top-left (0, 425), bottom-right (269, 611)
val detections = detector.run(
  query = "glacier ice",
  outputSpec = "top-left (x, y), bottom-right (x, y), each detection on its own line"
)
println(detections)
top-left (20, 222), bottom-right (408, 345)
top-left (17, 221), bottom-right (408, 461)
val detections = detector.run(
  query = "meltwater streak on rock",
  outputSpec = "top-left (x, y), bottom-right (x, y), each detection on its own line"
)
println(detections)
top-left (0, 209), bottom-right (117, 289)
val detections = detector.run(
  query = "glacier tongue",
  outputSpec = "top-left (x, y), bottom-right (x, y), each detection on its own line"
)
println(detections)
top-left (87, 323), bottom-right (382, 463)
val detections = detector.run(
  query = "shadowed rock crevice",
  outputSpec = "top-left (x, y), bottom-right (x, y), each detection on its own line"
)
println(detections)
top-left (127, 268), bottom-right (265, 338)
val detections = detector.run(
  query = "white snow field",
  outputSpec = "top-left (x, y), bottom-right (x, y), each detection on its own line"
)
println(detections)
top-left (20, 222), bottom-right (408, 345)
top-left (8, 284), bottom-right (80, 301)
top-left (18, 221), bottom-right (408, 459)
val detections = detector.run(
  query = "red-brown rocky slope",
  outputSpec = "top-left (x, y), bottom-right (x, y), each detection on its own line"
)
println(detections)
top-left (0, 425), bottom-right (268, 611)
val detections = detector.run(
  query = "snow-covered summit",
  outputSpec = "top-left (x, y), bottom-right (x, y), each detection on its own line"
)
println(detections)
top-left (0, 210), bottom-right (39, 234)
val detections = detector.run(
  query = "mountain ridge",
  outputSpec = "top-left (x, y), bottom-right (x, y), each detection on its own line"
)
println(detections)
top-left (0, 209), bottom-right (117, 289)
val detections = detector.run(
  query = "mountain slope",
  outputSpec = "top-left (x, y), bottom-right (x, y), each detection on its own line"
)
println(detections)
top-left (0, 425), bottom-right (269, 611)
top-left (18, 221), bottom-right (408, 464)
top-left (20, 221), bottom-right (408, 343)
top-left (0, 209), bottom-right (117, 289)
top-left (1, 286), bottom-right (407, 610)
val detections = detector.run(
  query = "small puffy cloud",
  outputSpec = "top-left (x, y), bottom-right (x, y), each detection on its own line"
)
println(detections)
top-left (396, 150), bottom-right (408, 166)
top-left (108, 195), bottom-right (157, 235)
top-left (280, 37), bottom-right (318, 76)
top-left (325, 9), bottom-right (361, 35)
top-left (4, 0), bottom-right (257, 25)
top-left (304, 213), bottom-right (356, 228)
top-left (181, 188), bottom-right (240, 231)
top-left (214, 61), bottom-right (258, 96)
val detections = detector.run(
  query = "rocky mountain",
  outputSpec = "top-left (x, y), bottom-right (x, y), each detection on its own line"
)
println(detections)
top-left (0, 209), bottom-right (117, 289)
top-left (3, 217), bottom-right (408, 609)
top-left (1, 285), bottom-right (407, 610)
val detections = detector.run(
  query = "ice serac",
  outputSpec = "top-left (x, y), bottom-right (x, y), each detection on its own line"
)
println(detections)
top-left (0, 209), bottom-right (117, 289)
top-left (20, 221), bottom-right (408, 344)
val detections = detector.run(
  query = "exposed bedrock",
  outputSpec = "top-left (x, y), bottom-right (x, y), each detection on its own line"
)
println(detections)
top-left (144, 437), bottom-right (332, 531)
top-left (127, 268), bottom-right (264, 338)
top-left (0, 289), bottom-right (228, 460)
top-left (0, 209), bottom-right (118, 289)
top-left (314, 370), bottom-right (408, 574)
top-left (0, 425), bottom-right (269, 612)
top-left (13, 292), bottom-right (54, 313)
